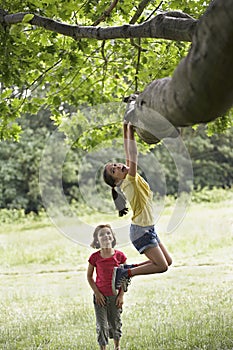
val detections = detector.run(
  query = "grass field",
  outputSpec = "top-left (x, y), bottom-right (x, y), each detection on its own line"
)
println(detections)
top-left (0, 197), bottom-right (232, 349)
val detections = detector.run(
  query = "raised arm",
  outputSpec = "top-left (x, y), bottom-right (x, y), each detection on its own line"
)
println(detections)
top-left (123, 121), bottom-right (137, 177)
top-left (123, 121), bottom-right (130, 167)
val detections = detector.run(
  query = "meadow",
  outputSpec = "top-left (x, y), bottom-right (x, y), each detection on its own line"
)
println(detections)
top-left (0, 195), bottom-right (232, 350)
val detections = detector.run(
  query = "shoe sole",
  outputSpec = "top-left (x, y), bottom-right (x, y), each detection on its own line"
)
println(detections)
top-left (121, 277), bottom-right (129, 292)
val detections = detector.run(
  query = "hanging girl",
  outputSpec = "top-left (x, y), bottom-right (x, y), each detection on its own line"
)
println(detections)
top-left (103, 122), bottom-right (172, 294)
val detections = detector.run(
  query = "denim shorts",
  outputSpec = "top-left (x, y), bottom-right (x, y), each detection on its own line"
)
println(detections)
top-left (130, 224), bottom-right (160, 254)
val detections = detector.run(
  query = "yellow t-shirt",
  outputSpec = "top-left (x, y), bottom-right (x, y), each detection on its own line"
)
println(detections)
top-left (120, 173), bottom-right (154, 226)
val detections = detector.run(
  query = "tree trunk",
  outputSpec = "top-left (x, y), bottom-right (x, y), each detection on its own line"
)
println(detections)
top-left (125, 0), bottom-right (233, 144)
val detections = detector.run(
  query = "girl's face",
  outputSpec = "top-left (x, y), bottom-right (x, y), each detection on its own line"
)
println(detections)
top-left (97, 227), bottom-right (114, 248)
top-left (105, 163), bottom-right (129, 183)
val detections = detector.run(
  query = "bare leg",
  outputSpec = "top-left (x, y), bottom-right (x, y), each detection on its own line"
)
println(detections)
top-left (158, 242), bottom-right (172, 266)
top-left (135, 243), bottom-right (172, 268)
top-left (130, 244), bottom-right (172, 276)
top-left (114, 339), bottom-right (120, 349)
top-left (100, 346), bottom-right (107, 350)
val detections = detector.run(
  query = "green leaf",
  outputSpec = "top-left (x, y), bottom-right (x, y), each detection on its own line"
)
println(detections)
top-left (22, 14), bottom-right (34, 23)
top-left (1, 89), bottom-right (13, 99)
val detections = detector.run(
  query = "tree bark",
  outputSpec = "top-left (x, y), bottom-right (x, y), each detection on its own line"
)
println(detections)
top-left (0, 9), bottom-right (196, 42)
top-left (126, 0), bottom-right (233, 143)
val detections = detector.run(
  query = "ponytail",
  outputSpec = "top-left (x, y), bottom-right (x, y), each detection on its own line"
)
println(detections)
top-left (103, 167), bottom-right (128, 217)
top-left (112, 186), bottom-right (128, 217)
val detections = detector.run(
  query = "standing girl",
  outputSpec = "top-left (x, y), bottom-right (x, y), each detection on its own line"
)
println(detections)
top-left (103, 122), bottom-right (172, 294)
top-left (87, 224), bottom-right (130, 350)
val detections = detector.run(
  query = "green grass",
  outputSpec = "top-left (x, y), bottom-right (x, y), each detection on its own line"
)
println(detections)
top-left (0, 197), bottom-right (233, 349)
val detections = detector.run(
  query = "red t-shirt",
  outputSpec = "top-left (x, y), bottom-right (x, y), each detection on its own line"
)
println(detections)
top-left (88, 250), bottom-right (127, 296)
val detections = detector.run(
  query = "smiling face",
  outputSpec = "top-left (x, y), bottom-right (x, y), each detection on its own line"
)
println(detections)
top-left (105, 162), bottom-right (129, 184)
top-left (91, 224), bottom-right (117, 249)
top-left (97, 227), bottom-right (114, 248)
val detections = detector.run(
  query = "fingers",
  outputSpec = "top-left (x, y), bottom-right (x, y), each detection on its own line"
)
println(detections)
top-left (116, 297), bottom-right (124, 308)
top-left (95, 294), bottom-right (106, 306)
top-left (116, 302), bottom-right (123, 308)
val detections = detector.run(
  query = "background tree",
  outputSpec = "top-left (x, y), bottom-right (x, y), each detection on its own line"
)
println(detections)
top-left (0, 115), bottom-right (232, 212)
top-left (0, 109), bottom-right (81, 213)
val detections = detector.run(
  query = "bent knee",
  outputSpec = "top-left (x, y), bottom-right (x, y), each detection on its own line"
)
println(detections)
top-left (150, 261), bottom-right (169, 273)
top-left (160, 264), bottom-right (169, 273)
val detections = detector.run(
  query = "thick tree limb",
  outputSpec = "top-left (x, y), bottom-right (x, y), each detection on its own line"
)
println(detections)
top-left (125, 0), bottom-right (233, 144)
top-left (0, 10), bottom-right (196, 42)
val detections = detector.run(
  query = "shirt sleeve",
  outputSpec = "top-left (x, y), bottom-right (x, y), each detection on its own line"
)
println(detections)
top-left (88, 252), bottom-right (97, 266)
top-left (120, 251), bottom-right (127, 264)
top-left (126, 174), bottom-right (136, 181)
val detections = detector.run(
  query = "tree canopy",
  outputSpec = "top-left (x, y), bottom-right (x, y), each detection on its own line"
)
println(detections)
top-left (0, 0), bottom-right (233, 214)
top-left (1, 0), bottom-right (232, 142)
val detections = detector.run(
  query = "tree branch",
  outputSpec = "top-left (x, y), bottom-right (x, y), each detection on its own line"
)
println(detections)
top-left (1, 10), bottom-right (197, 42)
top-left (126, 0), bottom-right (233, 144)
top-left (129, 0), bottom-right (151, 24)
top-left (92, 0), bottom-right (119, 26)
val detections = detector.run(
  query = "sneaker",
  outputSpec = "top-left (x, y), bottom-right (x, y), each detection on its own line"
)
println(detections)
top-left (120, 264), bottom-right (137, 269)
top-left (112, 267), bottom-right (131, 295)
top-left (120, 274), bottom-right (131, 293)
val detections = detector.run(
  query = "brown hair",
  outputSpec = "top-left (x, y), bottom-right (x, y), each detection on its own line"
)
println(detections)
top-left (103, 165), bottom-right (128, 217)
top-left (90, 224), bottom-right (117, 249)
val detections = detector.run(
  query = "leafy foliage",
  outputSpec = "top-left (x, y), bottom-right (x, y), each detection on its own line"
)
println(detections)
top-left (1, 0), bottom-right (220, 141)
top-left (0, 108), bottom-right (79, 213)
top-left (1, 0), bottom-right (232, 213)
top-left (0, 110), bottom-right (232, 212)
top-left (156, 125), bottom-right (233, 195)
